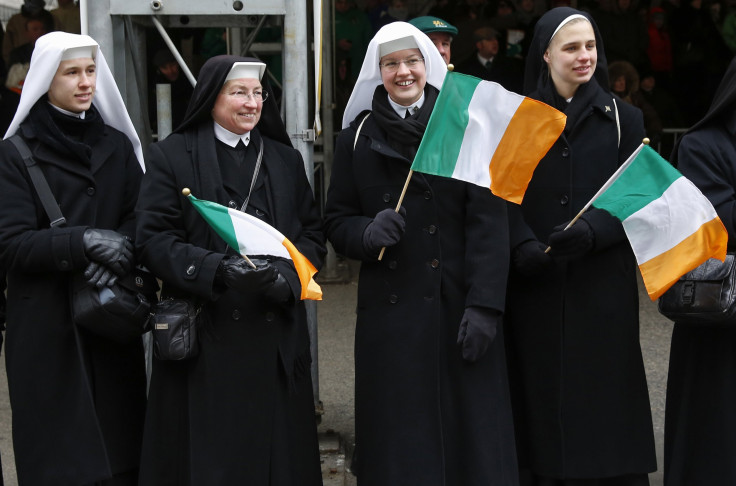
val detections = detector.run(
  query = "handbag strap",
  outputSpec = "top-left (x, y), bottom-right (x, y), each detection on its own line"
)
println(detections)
top-left (8, 135), bottom-right (66, 227)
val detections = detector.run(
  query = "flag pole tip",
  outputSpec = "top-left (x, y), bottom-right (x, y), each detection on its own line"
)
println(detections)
top-left (182, 188), bottom-right (191, 197)
top-left (447, 63), bottom-right (454, 72)
top-left (643, 138), bottom-right (650, 145)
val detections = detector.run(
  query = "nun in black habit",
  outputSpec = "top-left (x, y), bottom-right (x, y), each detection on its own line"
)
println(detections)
top-left (664, 56), bottom-right (736, 486)
top-left (504, 7), bottom-right (656, 485)
top-left (136, 55), bottom-right (326, 486)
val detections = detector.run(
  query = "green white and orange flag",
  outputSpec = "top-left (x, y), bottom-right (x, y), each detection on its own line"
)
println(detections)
top-left (590, 144), bottom-right (727, 300)
top-left (410, 71), bottom-right (566, 204)
top-left (186, 193), bottom-right (322, 301)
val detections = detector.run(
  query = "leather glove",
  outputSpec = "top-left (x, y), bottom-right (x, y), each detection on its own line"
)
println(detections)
top-left (547, 218), bottom-right (595, 261)
top-left (217, 256), bottom-right (278, 294)
top-left (82, 229), bottom-right (134, 276)
top-left (512, 240), bottom-right (554, 277)
top-left (263, 272), bottom-right (293, 304)
top-left (362, 207), bottom-right (407, 254)
top-left (84, 261), bottom-right (118, 288)
top-left (457, 306), bottom-right (500, 363)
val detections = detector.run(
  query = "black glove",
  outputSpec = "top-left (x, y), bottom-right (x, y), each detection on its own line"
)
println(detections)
top-left (512, 239), bottom-right (554, 277)
top-left (217, 256), bottom-right (278, 294)
top-left (362, 207), bottom-right (407, 254)
top-left (83, 261), bottom-right (118, 288)
top-left (547, 218), bottom-right (595, 261)
top-left (263, 272), bottom-right (293, 304)
top-left (457, 306), bottom-right (500, 363)
top-left (82, 229), bottom-right (134, 276)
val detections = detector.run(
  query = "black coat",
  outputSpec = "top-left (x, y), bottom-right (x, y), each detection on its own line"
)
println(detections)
top-left (505, 85), bottom-right (657, 478)
top-left (664, 113), bottom-right (736, 485)
top-left (136, 123), bottom-right (326, 486)
top-left (455, 55), bottom-right (524, 94)
top-left (324, 112), bottom-right (518, 486)
top-left (0, 118), bottom-right (146, 485)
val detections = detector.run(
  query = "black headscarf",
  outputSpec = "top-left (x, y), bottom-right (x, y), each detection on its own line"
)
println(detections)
top-left (670, 56), bottom-right (736, 165)
top-left (175, 55), bottom-right (292, 147)
top-left (523, 7), bottom-right (609, 96)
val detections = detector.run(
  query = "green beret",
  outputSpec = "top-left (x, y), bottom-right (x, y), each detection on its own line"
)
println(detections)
top-left (408, 16), bottom-right (458, 36)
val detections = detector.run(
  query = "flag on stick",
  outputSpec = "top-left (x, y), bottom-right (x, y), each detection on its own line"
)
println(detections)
top-left (185, 191), bottom-right (322, 301)
top-left (410, 71), bottom-right (566, 204)
top-left (589, 144), bottom-right (727, 300)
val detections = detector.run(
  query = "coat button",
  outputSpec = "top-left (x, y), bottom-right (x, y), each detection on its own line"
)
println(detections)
top-left (59, 260), bottom-right (69, 269)
top-left (228, 200), bottom-right (238, 209)
top-left (424, 190), bottom-right (432, 200)
top-left (265, 312), bottom-right (275, 322)
top-left (428, 225), bottom-right (437, 235)
top-left (256, 209), bottom-right (265, 217)
top-left (389, 294), bottom-right (398, 304)
top-left (383, 193), bottom-right (391, 203)
top-left (561, 147), bottom-right (570, 157)
top-left (430, 259), bottom-right (440, 269)
top-left (560, 195), bottom-right (569, 206)
top-left (186, 264), bottom-right (196, 275)
top-left (232, 309), bottom-right (241, 320)
top-left (86, 187), bottom-right (95, 196)
top-left (388, 260), bottom-right (397, 270)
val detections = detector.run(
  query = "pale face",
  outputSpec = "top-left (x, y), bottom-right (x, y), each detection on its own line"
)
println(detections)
top-left (477, 37), bottom-right (499, 58)
top-left (543, 20), bottom-right (597, 99)
top-left (212, 78), bottom-right (263, 135)
top-left (47, 57), bottom-right (96, 113)
top-left (427, 32), bottom-right (452, 64)
top-left (380, 48), bottom-right (426, 106)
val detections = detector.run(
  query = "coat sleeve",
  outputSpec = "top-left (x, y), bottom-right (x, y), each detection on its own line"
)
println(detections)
top-left (464, 185), bottom-right (510, 312)
top-left (135, 141), bottom-right (224, 300)
top-left (115, 135), bottom-right (143, 241)
top-left (323, 127), bottom-right (376, 261)
top-left (0, 140), bottom-right (88, 273)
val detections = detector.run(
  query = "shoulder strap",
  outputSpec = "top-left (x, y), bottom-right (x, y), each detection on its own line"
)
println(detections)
top-left (8, 135), bottom-right (66, 227)
top-left (353, 113), bottom-right (371, 151)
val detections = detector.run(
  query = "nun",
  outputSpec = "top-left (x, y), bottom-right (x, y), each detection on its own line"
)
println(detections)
top-left (0, 32), bottom-right (146, 485)
top-left (324, 22), bottom-right (517, 486)
top-left (135, 55), bottom-right (326, 485)
top-left (504, 8), bottom-right (657, 485)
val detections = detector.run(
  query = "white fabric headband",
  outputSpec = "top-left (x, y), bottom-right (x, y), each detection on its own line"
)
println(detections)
top-left (550, 14), bottom-right (589, 43)
top-left (225, 62), bottom-right (266, 82)
top-left (61, 45), bottom-right (97, 61)
top-left (379, 35), bottom-right (419, 57)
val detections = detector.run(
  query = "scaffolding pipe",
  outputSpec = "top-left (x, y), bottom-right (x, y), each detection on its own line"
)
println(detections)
top-left (80, 0), bottom-right (89, 35)
top-left (150, 15), bottom-right (197, 87)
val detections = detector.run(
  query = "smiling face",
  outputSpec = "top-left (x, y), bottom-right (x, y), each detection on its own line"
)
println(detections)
top-left (47, 57), bottom-right (96, 113)
top-left (380, 47), bottom-right (426, 106)
top-left (212, 78), bottom-right (262, 134)
top-left (543, 19), bottom-right (597, 99)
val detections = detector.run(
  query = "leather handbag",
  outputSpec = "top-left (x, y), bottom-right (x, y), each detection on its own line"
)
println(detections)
top-left (8, 134), bottom-right (160, 342)
top-left (150, 298), bottom-right (200, 360)
top-left (71, 268), bottom-right (159, 343)
top-left (658, 254), bottom-right (736, 324)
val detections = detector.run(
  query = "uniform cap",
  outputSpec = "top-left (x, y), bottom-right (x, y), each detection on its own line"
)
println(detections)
top-left (408, 16), bottom-right (458, 36)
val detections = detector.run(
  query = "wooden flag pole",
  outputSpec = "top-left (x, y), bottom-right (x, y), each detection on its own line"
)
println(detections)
top-left (378, 169), bottom-right (414, 261)
top-left (182, 187), bottom-right (257, 268)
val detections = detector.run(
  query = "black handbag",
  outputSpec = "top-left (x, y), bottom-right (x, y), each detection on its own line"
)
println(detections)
top-left (150, 298), bottom-right (200, 360)
top-left (8, 134), bottom-right (159, 342)
top-left (658, 254), bottom-right (736, 324)
top-left (71, 268), bottom-right (159, 343)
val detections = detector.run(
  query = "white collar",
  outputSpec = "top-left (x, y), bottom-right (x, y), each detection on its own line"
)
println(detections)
top-left (388, 91), bottom-right (425, 118)
top-left (477, 53), bottom-right (494, 65)
top-left (213, 122), bottom-right (250, 147)
top-left (49, 102), bottom-right (85, 119)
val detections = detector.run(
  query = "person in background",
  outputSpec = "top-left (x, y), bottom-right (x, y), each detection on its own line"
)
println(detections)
top-left (664, 56), bottom-right (736, 486)
top-left (455, 26), bottom-right (523, 92)
top-left (136, 55), bottom-right (325, 485)
top-left (148, 48), bottom-right (194, 132)
top-left (609, 60), bottom-right (663, 146)
top-left (505, 7), bottom-right (657, 485)
top-left (324, 21), bottom-right (517, 486)
top-left (335, 0), bottom-right (373, 82)
top-left (408, 15), bottom-right (458, 65)
top-left (51, 0), bottom-right (80, 34)
top-left (3, 0), bottom-right (46, 67)
top-left (8, 8), bottom-right (54, 68)
top-left (0, 31), bottom-right (146, 486)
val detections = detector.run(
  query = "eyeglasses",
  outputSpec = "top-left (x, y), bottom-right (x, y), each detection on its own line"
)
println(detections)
top-left (225, 89), bottom-right (269, 102)
top-left (379, 57), bottom-right (425, 72)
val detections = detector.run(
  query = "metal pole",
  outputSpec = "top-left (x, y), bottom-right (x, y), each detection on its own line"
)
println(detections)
top-left (150, 15), bottom-right (197, 88)
top-left (79, 0), bottom-right (89, 35)
top-left (156, 84), bottom-right (173, 140)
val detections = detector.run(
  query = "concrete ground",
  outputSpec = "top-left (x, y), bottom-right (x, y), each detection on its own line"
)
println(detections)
top-left (0, 266), bottom-right (671, 485)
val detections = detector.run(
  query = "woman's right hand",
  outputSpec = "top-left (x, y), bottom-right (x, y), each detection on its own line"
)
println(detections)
top-left (216, 256), bottom-right (278, 294)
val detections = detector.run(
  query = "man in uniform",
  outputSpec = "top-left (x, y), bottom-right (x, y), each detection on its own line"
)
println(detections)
top-left (409, 15), bottom-right (458, 65)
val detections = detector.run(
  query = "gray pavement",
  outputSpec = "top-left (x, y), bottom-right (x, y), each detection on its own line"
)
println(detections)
top-left (0, 268), bottom-right (671, 485)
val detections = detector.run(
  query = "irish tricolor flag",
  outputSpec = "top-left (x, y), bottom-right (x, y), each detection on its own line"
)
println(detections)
top-left (590, 144), bottom-right (727, 300)
top-left (186, 194), bottom-right (322, 301)
top-left (411, 71), bottom-right (566, 204)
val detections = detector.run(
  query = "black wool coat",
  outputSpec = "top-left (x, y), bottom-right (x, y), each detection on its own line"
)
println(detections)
top-left (0, 120), bottom-right (146, 485)
top-left (505, 86), bottom-right (657, 478)
top-left (664, 114), bottom-right (736, 486)
top-left (324, 112), bottom-right (518, 486)
top-left (136, 123), bottom-right (326, 486)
